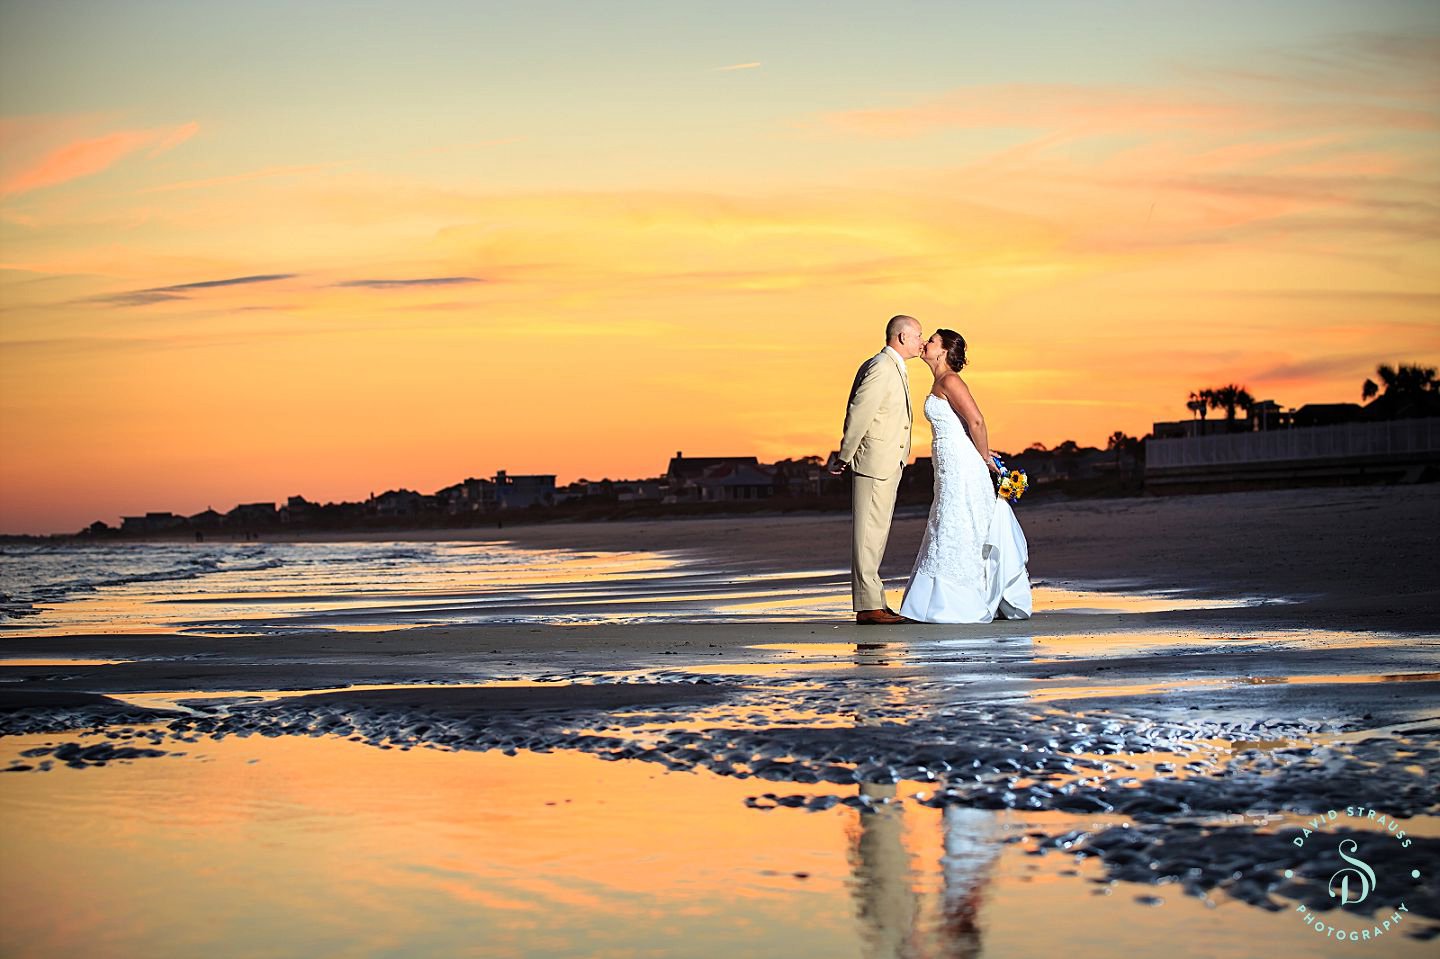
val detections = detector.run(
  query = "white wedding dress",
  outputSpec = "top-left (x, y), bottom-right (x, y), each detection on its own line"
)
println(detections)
top-left (899, 393), bottom-right (1033, 623)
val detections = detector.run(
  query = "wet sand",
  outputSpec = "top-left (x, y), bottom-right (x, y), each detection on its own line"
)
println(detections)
top-left (3, 485), bottom-right (1438, 950)
top-left (227, 484), bottom-right (1439, 632)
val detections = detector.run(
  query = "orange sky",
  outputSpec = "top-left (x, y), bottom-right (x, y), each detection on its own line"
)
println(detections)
top-left (2, 3), bottom-right (1438, 534)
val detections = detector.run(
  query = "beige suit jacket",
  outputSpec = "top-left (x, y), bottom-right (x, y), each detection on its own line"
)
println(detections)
top-left (839, 348), bottom-right (913, 480)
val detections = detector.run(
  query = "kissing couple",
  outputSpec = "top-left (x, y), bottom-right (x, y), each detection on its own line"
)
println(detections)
top-left (829, 314), bottom-right (1033, 625)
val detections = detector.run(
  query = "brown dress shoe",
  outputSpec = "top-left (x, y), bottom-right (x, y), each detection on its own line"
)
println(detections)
top-left (856, 608), bottom-right (905, 625)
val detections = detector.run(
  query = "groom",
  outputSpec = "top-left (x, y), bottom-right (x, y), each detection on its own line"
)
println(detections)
top-left (829, 315), bottom-right (920, 625)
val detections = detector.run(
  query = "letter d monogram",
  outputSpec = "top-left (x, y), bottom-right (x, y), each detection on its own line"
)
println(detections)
top-left (1328, 839), bottom-right (1377, 905)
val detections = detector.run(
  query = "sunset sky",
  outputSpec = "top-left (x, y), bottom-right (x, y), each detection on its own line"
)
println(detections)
top-left (2, 0), bottom-right (1438, 534)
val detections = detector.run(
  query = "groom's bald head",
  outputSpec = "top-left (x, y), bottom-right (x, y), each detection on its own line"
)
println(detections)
top-left (885, 314), bottom-right (922, 359)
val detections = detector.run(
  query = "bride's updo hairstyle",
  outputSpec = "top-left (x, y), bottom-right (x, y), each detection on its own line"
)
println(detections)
top-left (936, 329), bottom-right (968, 372)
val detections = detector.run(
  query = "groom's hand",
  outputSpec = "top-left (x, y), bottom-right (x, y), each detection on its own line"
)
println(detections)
top-left (826, 452), bottom-right (847, 475)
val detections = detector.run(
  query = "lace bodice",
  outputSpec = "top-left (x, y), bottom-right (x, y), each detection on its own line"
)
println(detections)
top-left (910, 394), bottom-right (995, 582)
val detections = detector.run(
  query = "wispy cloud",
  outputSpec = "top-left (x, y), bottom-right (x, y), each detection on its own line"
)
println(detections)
top-left (1251, 354), bottom-right (1381, 384)
top-left (715, 61), bottom-right (761, 72)
top-left (1, 121), bottom-right (199, 196)
top-left (334, 276), bottom-right (484, 289)
top-left (88, 273), bottom-right (297, 307)
top-left (151, 274), bottom-right (294, 292)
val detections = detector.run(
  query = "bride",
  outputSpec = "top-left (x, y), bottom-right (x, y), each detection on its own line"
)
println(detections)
top-left (899, 329), bottom-right (1032, 624)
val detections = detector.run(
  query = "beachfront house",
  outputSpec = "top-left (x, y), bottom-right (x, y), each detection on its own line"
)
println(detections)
top-left (493, 471), bottom-right (556, 509)
top-left (369, 489), bottom-right (429, 518)
top-left (435, 477), bottom-right (497, 514)
top-left (120, 511), bottom-right (186, 533)
top-left (226, 502), bottom-right (279, 527)
top-left (279, 495), bottom-right (315, 525)
top-left (188, 508), bottom-right (224, 530)
top-left (616, 479), bottom-right (664, 503)
top-left (664, 452), bottom-right (766, 503)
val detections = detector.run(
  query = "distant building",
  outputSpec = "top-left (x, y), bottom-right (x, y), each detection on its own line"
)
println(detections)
top-left (1147, 418), bottom-right (1440, 492)
top-left (493, 470), bottom-right (555, 509)
top-left (769, 457), bottom-right (827, 498)
top-left (435, 477), bottom-right (496, 514)
top-left (1150, 419), bottom-right (1236, 440)
top-left (692, 460), bottom-right (775, 502)
top-left (615, 480), bottom-right (664, 503)
top-left (279, 495), bottom-right (315, 524)
top-left (1248, 399), bottom-right (1289, 431)
top-left (1293, 403), bottom-right (1364, 429)
top-left (121, 511), bottom-right (185, 533)
top-left (665, 451), bottom-right (763, 502)
top-left (227, 502), bottom-right (278, 527)
top-left (188, 507), bottom-right (224, 529)
top-left (369, 489), bottom-right (428, 517)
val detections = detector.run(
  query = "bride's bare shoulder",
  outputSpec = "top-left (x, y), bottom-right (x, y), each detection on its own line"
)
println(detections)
top-left (937, 372), bottom-right (970, 395)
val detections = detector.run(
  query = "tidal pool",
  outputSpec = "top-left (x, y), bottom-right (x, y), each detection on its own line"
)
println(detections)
top-left (1, 729), bottom-right (1434, 959)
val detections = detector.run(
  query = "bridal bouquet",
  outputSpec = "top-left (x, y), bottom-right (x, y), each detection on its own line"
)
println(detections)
top-left (990, 455), bottom-right (1029, 503)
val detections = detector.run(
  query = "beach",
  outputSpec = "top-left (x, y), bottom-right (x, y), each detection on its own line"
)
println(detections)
top-left (2, 485), bottom-right (1438, 958)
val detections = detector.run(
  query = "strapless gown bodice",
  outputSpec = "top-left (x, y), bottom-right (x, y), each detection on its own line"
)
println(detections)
top-left (899, 394), bottom-right (1032, 624)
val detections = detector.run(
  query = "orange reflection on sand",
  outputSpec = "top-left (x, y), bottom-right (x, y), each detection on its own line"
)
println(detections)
top-left (0, 658), bottom-right (131, 667)
top-left (4, 730), bottom-right (1438, 958)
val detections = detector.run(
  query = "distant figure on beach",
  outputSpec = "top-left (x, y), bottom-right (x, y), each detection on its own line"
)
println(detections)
top-left (898, 330), bottom-right (1031, 623)
top-left (830, 315), bottom-right (922, 625)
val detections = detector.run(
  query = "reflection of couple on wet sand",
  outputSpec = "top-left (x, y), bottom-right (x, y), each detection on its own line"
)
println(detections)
top-left (831, 315), bottom-right (1033, 625)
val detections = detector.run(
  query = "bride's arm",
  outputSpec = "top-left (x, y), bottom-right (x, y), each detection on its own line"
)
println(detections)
top-left (940, 375), bottom-right (1001, 474)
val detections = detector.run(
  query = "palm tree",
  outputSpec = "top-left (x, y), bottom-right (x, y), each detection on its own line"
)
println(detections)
top-left (1106, 431), bottom-right (1136, 469)
top-left (1206, 383), bottom-right (1255, 427)
top-left (1361, 363), bottom-right (1440, 419)
top-left (1187, 391), bottom-right (1210, 419)
top-left (1364, 363), bottom-right (1437, 399)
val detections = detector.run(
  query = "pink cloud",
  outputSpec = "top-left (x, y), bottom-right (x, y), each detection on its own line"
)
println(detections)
top-left (0, 120), bottom-right (199, 197)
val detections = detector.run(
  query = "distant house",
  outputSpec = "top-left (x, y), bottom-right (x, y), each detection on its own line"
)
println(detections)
top-left (555, 477), bottom-right (663, 505)
top-left (692, 460), bottom-right (775, 502)
top-left (121, 511), bottom-right (185, 533)
top-left (494, 470), bottom-right (555, 509)
top-left (769, 457), bottom-right (827, 498)
top-left (615, 479), bottom-right (664, 503)
top-left (1150, 419), bottom-right (1236, 440)
top-left (558, 478), bottom-right (614, 503)
top-left (1248, 399), bottom-right (1289, 431)
top-left (1293, 403), bottom-right (1365, 429)
top-left (227, 502), bottom-right (278, 527)
top-left (189, 508), bottom-right (224, 529)
top-left (665, 451), bottom-right (763, 502)
top-left (279, 495), bottom-right (314, 524)
top-left (435, 477), bottom-right (497, 514)
top-left (369, 489), bottom-right (428, 517)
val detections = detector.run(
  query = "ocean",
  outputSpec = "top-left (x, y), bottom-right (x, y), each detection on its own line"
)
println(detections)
top-left (0, 539), bottom-right (854, 635)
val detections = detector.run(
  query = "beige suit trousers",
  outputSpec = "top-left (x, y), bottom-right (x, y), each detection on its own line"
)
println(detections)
top-left (852, 469), bottom-right (902, 611)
